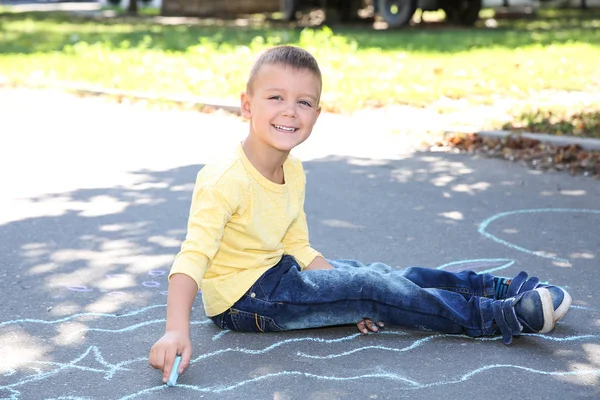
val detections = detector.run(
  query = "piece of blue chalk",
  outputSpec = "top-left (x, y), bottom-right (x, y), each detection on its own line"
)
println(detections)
top-left (166, 356), bottom-right (182, 387)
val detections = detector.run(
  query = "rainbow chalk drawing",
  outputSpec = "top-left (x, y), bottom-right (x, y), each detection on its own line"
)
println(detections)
top-left (2, 207), bottom-right (599, 399)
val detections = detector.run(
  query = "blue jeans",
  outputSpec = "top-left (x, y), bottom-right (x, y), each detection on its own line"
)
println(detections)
top-left (210, 255), bottom-right (498, 338)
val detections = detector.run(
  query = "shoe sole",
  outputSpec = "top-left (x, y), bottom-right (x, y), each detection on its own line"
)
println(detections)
top-left (536, 288), bottom-right (555, 334)
top-left (554, 287), bottom-right (572, 322)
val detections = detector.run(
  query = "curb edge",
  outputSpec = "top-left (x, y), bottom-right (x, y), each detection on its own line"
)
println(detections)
top-left (445, 130), bottom-right (600, 152)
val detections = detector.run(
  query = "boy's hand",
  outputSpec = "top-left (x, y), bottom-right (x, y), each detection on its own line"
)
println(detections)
top-left (149, 331), bottom-right (192, 383)
top-left (357, 318), bottom-right (384, 334)
top-left (304, 256), bottom-right (334, 270)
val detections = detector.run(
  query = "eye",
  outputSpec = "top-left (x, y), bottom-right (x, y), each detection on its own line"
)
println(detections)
top-left (269, 95), bottom-right (283, 101)
top-left (298, 100), bottom-right (313, 107)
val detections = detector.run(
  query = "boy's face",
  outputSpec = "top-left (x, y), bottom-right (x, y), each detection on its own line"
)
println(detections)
top-left (241, 63), bottom-right (321, 154)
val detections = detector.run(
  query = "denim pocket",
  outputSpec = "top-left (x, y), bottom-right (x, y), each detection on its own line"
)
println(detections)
top-left (229, 308), bottom-right (283, 333)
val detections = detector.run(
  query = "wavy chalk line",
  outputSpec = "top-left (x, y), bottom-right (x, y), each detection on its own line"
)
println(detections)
top-left (45, 398), bottom-right (93, 400)
top-left (436, 258), bottom-right (515, 275)
top-left (0, 346), bottom-right (127, 394)
top-left (212, 329), bottom-right (230, 341)
top-left (479, 208), bottom-right (600, 263)
top-left (297, 333), bottom-right (598, 360)
top-left (0, 305), bottom-right (166, 328)
top-left (65, 320), bottom-right (210, 340)
top-left (3, 208), bottom-right (599, 399)
top-left (571, 305), bottom-right (595, 311)
top-left (117, 364), bottom-right (600, 398)
top-left (2, 321), bottom-right (597, 399)
top-left (190, 333), bottom-right (364, 363)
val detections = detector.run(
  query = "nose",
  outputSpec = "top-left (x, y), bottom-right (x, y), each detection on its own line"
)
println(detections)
top-left (281, 101), bottom-right (297, 117)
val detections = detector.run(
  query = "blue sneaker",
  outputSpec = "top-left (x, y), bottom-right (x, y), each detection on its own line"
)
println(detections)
top-left (497, 271), bottom-right (572, 323)
top-left (541, 285), bottom-right (572, 322)
top-left (493, 288), bottom-right (555, 345)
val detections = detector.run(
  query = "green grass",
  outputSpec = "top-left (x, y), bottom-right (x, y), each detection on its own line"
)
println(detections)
top-left (503, 107), bottom-right (600, 139)
top-left (0, 8), bottom-right (599, 113)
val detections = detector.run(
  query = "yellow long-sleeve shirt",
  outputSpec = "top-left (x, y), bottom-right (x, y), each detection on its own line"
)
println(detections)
top-left (169, 144), bottom-right (321, 316)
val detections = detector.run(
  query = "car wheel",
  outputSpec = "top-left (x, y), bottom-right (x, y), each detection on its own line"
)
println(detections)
top-left (280, 0), bottom-right (299, 21)
top-left (445, 0), bottom-right (481, 26)
top-left (377, 0), bottom-right (417, 28)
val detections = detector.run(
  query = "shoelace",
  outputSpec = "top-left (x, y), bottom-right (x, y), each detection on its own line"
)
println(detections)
top-left (506, 271), bottom-right (540, 298)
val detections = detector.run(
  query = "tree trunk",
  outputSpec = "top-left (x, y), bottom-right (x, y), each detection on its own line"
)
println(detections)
top-left (127, 0), bottom-right (138, 15)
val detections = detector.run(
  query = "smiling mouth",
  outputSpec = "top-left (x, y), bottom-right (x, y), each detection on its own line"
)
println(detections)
top-left (273, 124), bottom-right (299, 133)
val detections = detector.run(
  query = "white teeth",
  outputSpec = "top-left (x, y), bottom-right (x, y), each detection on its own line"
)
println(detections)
top-left (274, 125), bottom-right (297, 132)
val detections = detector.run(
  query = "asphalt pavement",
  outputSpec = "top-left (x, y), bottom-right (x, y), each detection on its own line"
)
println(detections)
top-left (1, 88), bottom-right (599, 400)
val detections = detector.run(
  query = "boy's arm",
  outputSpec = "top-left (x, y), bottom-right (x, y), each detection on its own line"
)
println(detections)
top-left (169, 182), bottom-right (237, 289)
top-left (149, 273), bottom-right (197, 383)
top-left (150, 173), bottom-right (239, 381)
top-left (281, 207), bottom-right (322, 269)
top-left (281, 163), bottom-right (321, 268)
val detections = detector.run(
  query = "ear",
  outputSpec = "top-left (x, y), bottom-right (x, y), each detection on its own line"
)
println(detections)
top-left (240, 92), bottom-right (252, 119)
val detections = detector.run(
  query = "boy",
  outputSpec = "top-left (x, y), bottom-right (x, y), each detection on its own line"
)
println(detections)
top-left (149, 46), bottom-right (572, 383)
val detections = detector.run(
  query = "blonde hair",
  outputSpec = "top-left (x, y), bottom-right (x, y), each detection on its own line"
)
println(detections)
top-left (246, 45), bottom-right (322, 97)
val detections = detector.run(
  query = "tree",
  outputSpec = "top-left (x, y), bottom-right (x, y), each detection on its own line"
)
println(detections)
top-left (127, 0), bottom-right (138, 15)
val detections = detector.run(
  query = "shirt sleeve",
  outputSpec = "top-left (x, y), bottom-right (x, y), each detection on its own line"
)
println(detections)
top-left (169, 172), bottom-right (237, 290)
top-left (281, 164), bottom-right (321, 269)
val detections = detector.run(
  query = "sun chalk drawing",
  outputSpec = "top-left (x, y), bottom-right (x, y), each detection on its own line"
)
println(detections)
top-left (479, 208), bottom-right (600, 263)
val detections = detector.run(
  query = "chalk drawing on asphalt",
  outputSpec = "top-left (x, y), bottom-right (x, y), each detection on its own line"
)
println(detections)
top-left (2, 208), bottom-right (598, 399)
top-left (1, 322), bottom-right (598, 400)
top-left (479, 208), bottom-right (600, 263)
top-left (62, 269), bottom-right (169, 296)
